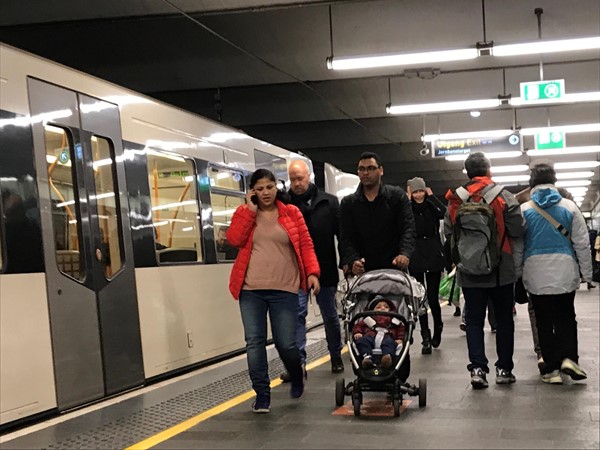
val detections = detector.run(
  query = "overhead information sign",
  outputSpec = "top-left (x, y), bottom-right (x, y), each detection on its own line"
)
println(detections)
top-left (520, 79), bottom-right (565, 102)
top-left (432, 133), bottom-right (522, 158)
top-left (535, 131), bottom-right (566, 149)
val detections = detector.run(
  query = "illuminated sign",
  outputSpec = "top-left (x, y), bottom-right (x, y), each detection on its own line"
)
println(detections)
top-left (432, 133), bottom-right (522, 157)
top-left (535, 131), bottom-right (565, 150)
top-left (520, 79), bottom-right (565, 102)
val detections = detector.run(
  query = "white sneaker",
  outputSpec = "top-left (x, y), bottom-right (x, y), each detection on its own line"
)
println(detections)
top-left (541, 370), bottom-right (563, 384)
top-left (560, 358), bottom-right (587, 380)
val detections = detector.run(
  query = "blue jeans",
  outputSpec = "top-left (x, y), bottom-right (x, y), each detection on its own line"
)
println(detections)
top-left (239, 290), bottom-right (302, 396)
top-left (296, 286), bottom-right (343, 365)
top-left (462, 284), bottom-right (515, 373)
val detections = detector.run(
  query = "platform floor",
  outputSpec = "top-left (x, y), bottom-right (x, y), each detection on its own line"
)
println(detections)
top-left (1, 286), bottom-right (598, 449)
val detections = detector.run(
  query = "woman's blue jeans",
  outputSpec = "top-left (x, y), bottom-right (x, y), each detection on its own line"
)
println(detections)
top-left (239, 290), bottom-right (302, 396)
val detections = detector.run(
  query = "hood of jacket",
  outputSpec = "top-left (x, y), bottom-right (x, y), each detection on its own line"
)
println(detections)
top-left (531, 184), bottom-right (562, 209)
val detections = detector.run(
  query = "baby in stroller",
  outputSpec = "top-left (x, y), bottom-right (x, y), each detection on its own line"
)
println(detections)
top-left (352, 296), bottom-right (405, 371)
top-left (335, 269), bottom-right (426, 416)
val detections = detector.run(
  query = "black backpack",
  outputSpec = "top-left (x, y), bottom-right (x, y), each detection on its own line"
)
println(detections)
top-left (451, 184), bottom-right (504, 276)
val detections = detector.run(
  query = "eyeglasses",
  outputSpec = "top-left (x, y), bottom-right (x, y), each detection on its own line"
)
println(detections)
top-left (357, 165), bottom-right (380, 173)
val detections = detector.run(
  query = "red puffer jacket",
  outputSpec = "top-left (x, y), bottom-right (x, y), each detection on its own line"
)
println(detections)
top-left (226, 200), bottom-right (321, 300)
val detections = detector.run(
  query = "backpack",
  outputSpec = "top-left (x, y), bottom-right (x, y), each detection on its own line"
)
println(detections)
top-left (451, 184), bottom-right (504, 276)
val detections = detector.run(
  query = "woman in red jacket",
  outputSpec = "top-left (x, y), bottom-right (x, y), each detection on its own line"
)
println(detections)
top-left (227, 168), bottom-right (320, 414)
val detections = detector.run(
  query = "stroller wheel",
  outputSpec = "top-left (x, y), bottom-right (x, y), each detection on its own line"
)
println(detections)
top-left (393, 398), bottom-right (401, 417)
top-left (335, 378), bottom-right (345, 407)
top-left (418, 378), bottom-right (427, 408)
top-left (353, 395), bottom-right (361, 416)
top-left (352, 384), bottom-right (361, 416)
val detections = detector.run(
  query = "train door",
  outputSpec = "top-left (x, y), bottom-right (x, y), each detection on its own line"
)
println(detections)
top-left (28, 78), bottom-right (144, 410)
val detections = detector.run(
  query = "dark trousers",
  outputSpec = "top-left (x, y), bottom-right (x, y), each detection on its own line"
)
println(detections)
top-left (530, 291), bottom-right (579, 373)
top-left (413, 271), bottom-right (442, 331)
top-left (355, 335), bottom-right (411, 381)
top-left (462, 284), bottom-right (515, 373)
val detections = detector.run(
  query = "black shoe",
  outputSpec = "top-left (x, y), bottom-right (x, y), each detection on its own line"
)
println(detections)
top-left (331, 356), bottom-right (344, 374)
top-left (280, 367), bottom-right (306, 383)
top-left (280, 371), bottom-right (291, 383)
top-left (471, 368), bottom-right (489, 389)
top-left (421, 330), bottom-right (432, 355)
top-left (431, 322), bottom-right (443, 348)
top-left (453, 307), bottom-right (461, 317)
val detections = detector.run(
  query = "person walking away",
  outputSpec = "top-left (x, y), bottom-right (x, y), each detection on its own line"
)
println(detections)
top-left (339, 151), bottom-right (416, 277)
top-left (278, 160), bottom-right (344, 382)
top-left (406, 177), bottom-right (447, 353)
top-left (513, 163), bottom-right (593, 384)
top-left (227, 169), bottom-right (320, 413)
top-left (444, 152), bottom-right (525, 389)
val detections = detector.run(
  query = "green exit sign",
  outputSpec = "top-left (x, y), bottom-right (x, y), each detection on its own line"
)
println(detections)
top-left (535, 131), bottom-right (566, 150)
top-left (520, 79), bottom-right (565, 102)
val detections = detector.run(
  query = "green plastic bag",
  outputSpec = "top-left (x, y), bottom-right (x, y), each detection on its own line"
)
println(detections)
top-left (439, 272), bottom-right (459, 305)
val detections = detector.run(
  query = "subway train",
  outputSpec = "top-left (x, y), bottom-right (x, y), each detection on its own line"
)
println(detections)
top-left (0, 44), bottom-right (359, 427)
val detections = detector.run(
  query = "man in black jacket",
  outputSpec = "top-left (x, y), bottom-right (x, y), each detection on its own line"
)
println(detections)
top-left (339, 152), bottom-right (416, 275)
top-left (280, 160), bottom-right (344, 380)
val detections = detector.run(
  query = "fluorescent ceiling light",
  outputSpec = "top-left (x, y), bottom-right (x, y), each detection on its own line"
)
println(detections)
top-left (391, 92), bottom-right (600, 115)
top-left (566, 187), bottom-right (588, 195)
top-left (327, 36), bottom-right (600, 71)
top-left (387, 99), bottom-right (501, 115)
top-left (521, 123), bottom-right (600, 135)
top-left (470, 111), bottom-right (481, 118)
top-left (463, 164), bottom-right (528, 174)
top-left (493, 36), bottom-right (600, 57)
top-left (491, 175), bottom-right (530, 183)
top-left (555, 171), bottom-right (595, 179)
top-left (554, 161), bottom-right (600, 169)
top-left (327, 48), bottom-right (477, 70)
top-left (556, 180), bottom-right (592, 187)
top-left (445, 151), bottom-right (522, 161)
top-left (527, 145), bottom-right (600, 156)
top-left (573, 196), bottom-right (585, 202)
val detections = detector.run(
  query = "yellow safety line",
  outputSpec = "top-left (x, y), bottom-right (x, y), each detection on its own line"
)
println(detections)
top-left (125, 350), bottom-right (344, 450)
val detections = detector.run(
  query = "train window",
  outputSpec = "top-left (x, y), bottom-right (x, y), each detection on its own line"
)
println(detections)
top-left (90, 136), bottom-right (124, 279)
top-left (146, 151), bottom-right (202, 263)
top-left (209, 166), bottom-right (244, 262)
top-left (208, 166), bottom-right (245, 192)
top-left (44, 124), bottom-right (85, 281)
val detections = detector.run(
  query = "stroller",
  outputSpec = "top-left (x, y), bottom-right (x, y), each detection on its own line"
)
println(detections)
top-left (335, 269), bottom-right (428, 417)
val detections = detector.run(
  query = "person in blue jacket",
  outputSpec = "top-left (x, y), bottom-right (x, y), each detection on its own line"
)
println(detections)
top-left (514, 162), bottom-right (593, 384)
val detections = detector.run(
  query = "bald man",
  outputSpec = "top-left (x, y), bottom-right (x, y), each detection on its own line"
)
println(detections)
top-left (280, 160), bottom-right (344, 380)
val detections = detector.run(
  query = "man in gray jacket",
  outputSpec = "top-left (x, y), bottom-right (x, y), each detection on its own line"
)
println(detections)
top-left (444, 152), bottom-right (525, 389)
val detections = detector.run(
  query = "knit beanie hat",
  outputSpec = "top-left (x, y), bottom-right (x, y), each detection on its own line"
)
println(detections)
top-left (407, 177), bottom-right (426, 192)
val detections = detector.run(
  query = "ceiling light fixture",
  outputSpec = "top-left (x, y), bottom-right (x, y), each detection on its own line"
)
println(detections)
top-left (386, 98), bottom-right (501, 115)
top-left (326, 48), bottom-right (478, 71)
top-left (327, 36), bottom-right (600, 71)
top-left (555, 171), bottom-right (595, 179)
top-left (526, 145), bottom-right (600, 156)
top-left (521, 123), bottom-right (600, 135)
top-left (491, 175), bottom-right (530, 183)
top-left (445, 151), bottom-right (522, 161)
top-left (387, 92), bottom-right (600, 116)
top-left (555, 179), bottom-right (592, 187)
top-left (554, 161), bottom-right (600, 169)
top-left (470, 111), bottom-right (481, 118)
top-left (463, 164), bottom-right (529, 174)
top-left (492, 36), bottom-right (600, 56)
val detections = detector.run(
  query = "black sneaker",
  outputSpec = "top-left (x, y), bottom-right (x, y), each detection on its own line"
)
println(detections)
top-left (470, 368), bottom-right (489, 389)
top-left (453, 307), bottom-right (461, 317)
top-left (252, 394), bottom-right (271, 413)
top-left (280, 371), bottom-right (291, 383)
top-left (331, 356), bottom-right (344, 374)
top-left (290, 373), bottom-right (304, 399)
top-left (496, 367), bottom-right (516, 384)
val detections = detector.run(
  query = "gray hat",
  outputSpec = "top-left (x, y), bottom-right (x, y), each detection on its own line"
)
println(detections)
top-left (407, 177), bottom-right (426, 192)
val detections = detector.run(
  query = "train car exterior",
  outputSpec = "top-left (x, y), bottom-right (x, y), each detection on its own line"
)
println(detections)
top-left (0, 44), bottom-right (356, 427)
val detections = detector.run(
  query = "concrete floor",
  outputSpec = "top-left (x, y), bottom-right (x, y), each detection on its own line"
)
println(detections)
top-left (2, 285), bottom-right (598, 449)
